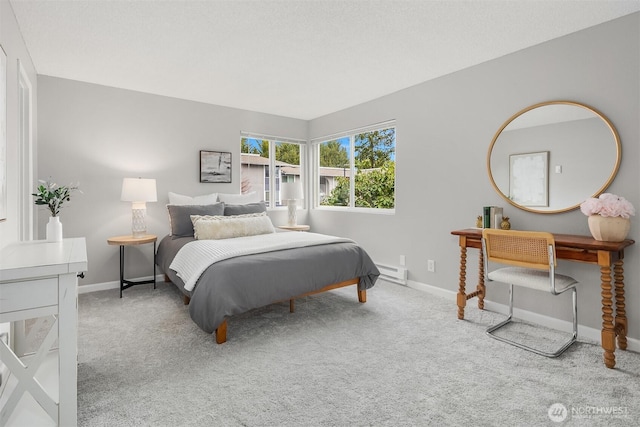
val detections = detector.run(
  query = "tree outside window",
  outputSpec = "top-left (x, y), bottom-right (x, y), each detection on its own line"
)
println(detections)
top-left (319, 126), bottom-right (395, 210)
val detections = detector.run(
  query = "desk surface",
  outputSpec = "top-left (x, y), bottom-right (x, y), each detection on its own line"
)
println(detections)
top-left (452, 228), bottom-right (634, 265)
top-left (451, 228), bottom-right (635, 251)
top-left (0, 238), bottom-right (88, 282)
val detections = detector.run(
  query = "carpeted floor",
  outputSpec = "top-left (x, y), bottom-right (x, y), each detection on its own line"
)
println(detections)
top-left (76, 280), bottom-right (640, 426)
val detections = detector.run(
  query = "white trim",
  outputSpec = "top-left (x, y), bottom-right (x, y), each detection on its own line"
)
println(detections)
top-left (348, 134), bottom-right (355, 208)
top-left (399, 278), bottom-right (640, 353)
top-left (310, 119), bottom-right (396, 144)
top-left (405, 279), bottom-right (455, 300)
top-left (315, 205), bottom-right (395, 215)
top-left (17, 59), bottom-right (33, 241)
top-left (268, 140), bottom-right (276, 207)
top-left (240, 131), bottom-right (306, 145)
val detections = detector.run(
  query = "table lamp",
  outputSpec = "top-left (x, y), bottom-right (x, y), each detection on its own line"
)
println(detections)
top-left (121, 177), bottom-right (157, 237)
top-left (280, 182), bottom-right (303, 226)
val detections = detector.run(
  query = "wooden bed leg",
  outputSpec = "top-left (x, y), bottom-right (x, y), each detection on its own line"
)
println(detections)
top-left (358, 289), bottom-right (367, 303)
top-left (183, 295), bottom-right (191, 305)
top-left (215, 320), bottom-right (227, 344)
top-left (164, 274), bottom-right (170, 282)
top-left (290, 299), bottom-right (295, 313)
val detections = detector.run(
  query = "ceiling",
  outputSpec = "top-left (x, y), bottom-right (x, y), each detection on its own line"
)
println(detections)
top-left (9, 0), bottom-right (640, 120)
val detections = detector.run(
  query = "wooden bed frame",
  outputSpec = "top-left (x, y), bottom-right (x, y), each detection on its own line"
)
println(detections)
top-left (164, 275), bottom-right (365, 344)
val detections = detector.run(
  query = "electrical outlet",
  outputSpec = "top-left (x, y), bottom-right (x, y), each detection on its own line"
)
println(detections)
top-left (399, 255), bottom-right (406, 266)
top-left (427, 259), bottom-right (435, 272)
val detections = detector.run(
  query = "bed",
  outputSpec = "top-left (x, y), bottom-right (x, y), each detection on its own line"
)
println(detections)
top-left (156, 197), bottom-right (379, 343)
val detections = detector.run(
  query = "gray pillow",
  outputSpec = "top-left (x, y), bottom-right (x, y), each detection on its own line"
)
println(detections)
top-left (224, 201), bottom-right (267, 216)
top-left (168, 203), bottom-right (225, 237)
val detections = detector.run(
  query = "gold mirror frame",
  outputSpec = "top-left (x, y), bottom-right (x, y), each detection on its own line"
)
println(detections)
top-left (487, 100), bottom-right (621, 214)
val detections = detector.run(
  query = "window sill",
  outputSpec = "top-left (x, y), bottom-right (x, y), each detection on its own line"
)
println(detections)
top-left (314, 206), bottom-right (395, 215)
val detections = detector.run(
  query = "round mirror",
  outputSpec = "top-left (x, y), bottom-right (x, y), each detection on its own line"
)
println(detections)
top-left (487, 101), bottom-right (621, 214)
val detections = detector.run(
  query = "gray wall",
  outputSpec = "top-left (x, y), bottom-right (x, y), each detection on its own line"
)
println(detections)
top-left (37, 78), bottom-right (307, 285)
top-left (308, 13), bottom-right (639, 337)
top-left (36, 13), bottom-right (639, 340)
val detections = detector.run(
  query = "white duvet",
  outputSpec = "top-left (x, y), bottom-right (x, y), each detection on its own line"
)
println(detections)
top-left (170, 232), bottom-right (354, 291)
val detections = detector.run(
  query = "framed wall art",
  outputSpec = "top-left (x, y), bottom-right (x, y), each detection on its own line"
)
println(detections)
top-left (509, 151), bottom-right (549, 207)
top-left (200, 150), bottom-right (231, 183)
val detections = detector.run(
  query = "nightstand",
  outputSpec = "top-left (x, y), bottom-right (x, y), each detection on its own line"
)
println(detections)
top-left (107, 234), bottom-right (157, 297)
top-left (278, 225), bottom-right (310, 232)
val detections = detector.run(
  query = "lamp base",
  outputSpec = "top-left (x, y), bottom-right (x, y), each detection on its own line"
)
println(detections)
top-left (131, 206), bottom-right (147, 238)
top-left (287, 200), bottom-right (298, 226)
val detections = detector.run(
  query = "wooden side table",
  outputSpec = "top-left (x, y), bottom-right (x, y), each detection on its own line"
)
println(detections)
top-left (278, 225), bottom-right (310, 232)
top-left (107, 234), bottom-right (157, 298)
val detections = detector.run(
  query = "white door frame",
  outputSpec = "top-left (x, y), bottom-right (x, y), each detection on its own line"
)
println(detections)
top-left (18, 59), bottom-right (33, 241)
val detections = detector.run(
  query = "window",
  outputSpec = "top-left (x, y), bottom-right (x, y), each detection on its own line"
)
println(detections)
top-left (314, 123), bottom-right (395, 211)
top-left (240, 135), bottom-right (304, 208)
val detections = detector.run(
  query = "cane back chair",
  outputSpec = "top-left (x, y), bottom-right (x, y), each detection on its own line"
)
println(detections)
top-left (481, 229), bottom-right (578, 357)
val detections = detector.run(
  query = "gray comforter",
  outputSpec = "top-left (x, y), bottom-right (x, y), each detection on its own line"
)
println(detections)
top-left (156, 234), bottom-right (379, 334)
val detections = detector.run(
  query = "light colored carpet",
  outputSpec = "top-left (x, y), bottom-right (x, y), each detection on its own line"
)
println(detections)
top-left (77, 280), bottom-right (640, 426)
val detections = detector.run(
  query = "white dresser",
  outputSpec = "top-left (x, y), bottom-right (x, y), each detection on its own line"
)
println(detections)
top-left (0, 238), bottom-right (87, 426)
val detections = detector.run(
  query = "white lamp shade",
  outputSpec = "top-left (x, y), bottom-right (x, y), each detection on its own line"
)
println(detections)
top-left (281, 182), bottom-right (303, 201)
top-left (121, 178), bottom-right (158, 202)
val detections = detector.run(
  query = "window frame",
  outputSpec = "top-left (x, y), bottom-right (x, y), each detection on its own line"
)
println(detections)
top-left (240, 133), bottom-right (305, 209)
top-left (312, 121), bottom-right (396, 214)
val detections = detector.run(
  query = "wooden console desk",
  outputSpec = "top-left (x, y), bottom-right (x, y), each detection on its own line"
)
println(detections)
top-left (451, 228), bottom-right (635, 369)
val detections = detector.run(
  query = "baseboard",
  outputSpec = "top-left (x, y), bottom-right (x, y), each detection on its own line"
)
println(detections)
top-left (78, 275), bottom-right (165, 294)
top-left (402, 279), bottom-right (640, 353)
top-left (405, 279), bottom-right (455, 301)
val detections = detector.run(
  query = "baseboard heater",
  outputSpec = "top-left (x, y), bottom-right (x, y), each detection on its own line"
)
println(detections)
top-left (375, 262), bottom-right (408, 285)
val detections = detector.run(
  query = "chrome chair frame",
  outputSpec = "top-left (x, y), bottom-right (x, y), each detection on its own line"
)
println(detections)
top-left (482, 229), bottom-right (578, 358)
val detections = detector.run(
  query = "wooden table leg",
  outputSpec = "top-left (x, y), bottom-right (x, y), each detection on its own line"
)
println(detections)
top-left (457, 244), bottom-right (468, 320)
top-left (477, 249), bottom-right (485, 310)
top-left (215, 320), bottom-right (227, 344)
top-left (599, 261), bottom-right (616, 369)
top-left (613, 259), bottom-right (627, 350)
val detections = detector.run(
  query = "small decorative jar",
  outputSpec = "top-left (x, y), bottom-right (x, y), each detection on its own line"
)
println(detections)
top-left (476, 215), bottom-right (483, 228)
top-left (500, 217), bottom-right (511, 230)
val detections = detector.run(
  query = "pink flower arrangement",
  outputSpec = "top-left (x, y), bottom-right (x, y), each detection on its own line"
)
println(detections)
top-left (580, 193), bottom-right (635, 219)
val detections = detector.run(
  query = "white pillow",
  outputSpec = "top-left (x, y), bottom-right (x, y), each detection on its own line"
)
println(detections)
top-left (169, 191), bottom-right (218, 205)
top-left (217, 191), bottom-right (261, 205)
top-left (191, 212), bottom-right (275, 240)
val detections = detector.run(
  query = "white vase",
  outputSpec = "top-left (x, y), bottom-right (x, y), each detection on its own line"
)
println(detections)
top-left (587, 215), bottom-right (630, 242)
top-left (46, 216), bottom-right (63, 242)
